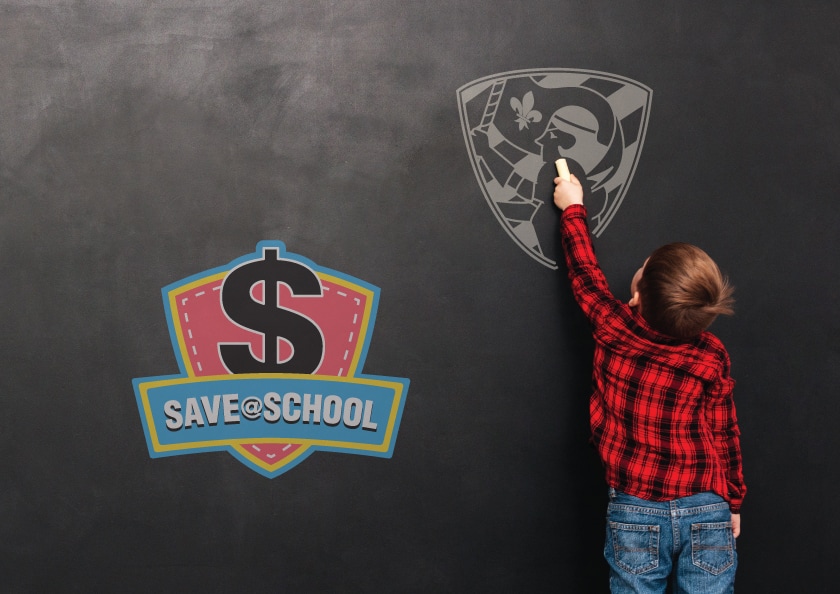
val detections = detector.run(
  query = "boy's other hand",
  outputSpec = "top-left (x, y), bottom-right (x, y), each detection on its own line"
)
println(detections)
top-left (731, 513), bottom-right (740, 538)
top-left (553, 174), bottom-right (584, 210)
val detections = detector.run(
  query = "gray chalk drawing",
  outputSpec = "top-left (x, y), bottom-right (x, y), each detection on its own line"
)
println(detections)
top-left (457, 69), bottom-right (652, 269)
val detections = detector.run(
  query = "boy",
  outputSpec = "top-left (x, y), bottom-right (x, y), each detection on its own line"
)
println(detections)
top-left (553, 175), bottom-right (746, 594)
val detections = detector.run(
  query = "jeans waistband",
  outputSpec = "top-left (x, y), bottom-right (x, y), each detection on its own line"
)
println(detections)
top-left (608, 488), bottom-right (730, 516)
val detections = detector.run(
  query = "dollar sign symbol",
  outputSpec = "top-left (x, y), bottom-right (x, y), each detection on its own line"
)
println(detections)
top-left (220, 247), bottom-right (324, 374)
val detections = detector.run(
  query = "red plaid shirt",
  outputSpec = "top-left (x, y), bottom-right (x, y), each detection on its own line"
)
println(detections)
top-left (561, 205), bottom-right (746, 513)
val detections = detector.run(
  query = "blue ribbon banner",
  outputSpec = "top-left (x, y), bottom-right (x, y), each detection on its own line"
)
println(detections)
top-left (134, 373), bottom-right (407, 457)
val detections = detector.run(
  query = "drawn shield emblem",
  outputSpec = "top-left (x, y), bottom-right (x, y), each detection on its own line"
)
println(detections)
top-left (457, 69), bottom-right (652, 268)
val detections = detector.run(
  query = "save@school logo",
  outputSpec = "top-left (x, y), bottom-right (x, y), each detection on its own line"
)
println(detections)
top-left (132, 242), bottom-right (409, 478)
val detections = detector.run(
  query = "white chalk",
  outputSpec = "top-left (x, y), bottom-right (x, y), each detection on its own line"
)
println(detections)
top-left (555, 158), bottom-right (570, 182)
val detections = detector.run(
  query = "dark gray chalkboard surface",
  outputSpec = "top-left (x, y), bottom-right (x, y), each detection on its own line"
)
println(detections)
top-left (2, 1), bottom-right (838, 592)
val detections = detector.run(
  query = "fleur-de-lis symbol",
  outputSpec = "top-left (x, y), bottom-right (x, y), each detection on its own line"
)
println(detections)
top-left (511, 91), bottom-right (542, 130)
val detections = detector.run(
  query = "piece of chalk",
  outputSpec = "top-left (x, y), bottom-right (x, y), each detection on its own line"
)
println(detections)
top-left (555, 158), bottom-right (571, 181)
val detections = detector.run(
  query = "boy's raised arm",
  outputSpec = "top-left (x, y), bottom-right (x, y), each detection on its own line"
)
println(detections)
top-left (556, 176), bottom-right (622, 329)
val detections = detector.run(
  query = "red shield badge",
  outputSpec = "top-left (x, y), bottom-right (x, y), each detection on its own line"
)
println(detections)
top-left (133, 242), bottom-right (409, 478)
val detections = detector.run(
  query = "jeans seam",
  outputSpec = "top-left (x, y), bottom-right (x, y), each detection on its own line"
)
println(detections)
top-left (670, 501), bottom-right (680, 555)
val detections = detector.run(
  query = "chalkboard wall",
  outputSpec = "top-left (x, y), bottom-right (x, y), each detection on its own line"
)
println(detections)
top-left (2, 1), bottom-right (838, 592)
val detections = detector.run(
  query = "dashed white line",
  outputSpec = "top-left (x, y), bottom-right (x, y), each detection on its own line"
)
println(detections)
top-left (180, 284), bottom-right (222, 377)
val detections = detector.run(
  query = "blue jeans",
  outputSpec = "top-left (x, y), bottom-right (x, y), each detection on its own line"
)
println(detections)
top-left (605, 488), bottom-right (737, 593)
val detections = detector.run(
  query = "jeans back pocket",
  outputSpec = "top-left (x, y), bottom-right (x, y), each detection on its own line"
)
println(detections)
top-left (609, 522), bottom-right (660, 575)
top-left (691, 522), bottom-right (735, 575)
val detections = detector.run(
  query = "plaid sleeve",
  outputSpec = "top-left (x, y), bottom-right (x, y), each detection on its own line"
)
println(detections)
top-left (560, 204), bottom-right (620, 328)
top-left (704, 352), bottom-right (746, 513)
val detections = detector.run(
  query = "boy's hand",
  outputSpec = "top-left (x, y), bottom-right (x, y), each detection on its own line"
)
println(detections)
top-left (553, 174), bottom-right (584, 210)
top-left (731, 513), bottom-right (740, 538)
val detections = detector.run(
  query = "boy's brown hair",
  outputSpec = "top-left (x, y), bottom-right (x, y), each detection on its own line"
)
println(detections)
top-left (637, 243), bottom-right (734, 339)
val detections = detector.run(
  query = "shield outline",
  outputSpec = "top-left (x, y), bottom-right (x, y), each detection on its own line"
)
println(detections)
top-left (457, 68), bottom-right (652, 269)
